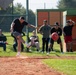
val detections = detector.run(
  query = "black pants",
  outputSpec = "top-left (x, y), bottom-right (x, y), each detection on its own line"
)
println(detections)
top-left (42, 38), bottom-right (50, 52)
top-left (0, 43), bottom-right (6, 51)
top-left (13, 42), bottom-right (24, 52)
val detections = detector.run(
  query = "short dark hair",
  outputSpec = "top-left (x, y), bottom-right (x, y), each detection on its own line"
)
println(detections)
top-left (43, 20), bottom-right (47, 22)
top-left (20, 16), bottom-right (25, 20)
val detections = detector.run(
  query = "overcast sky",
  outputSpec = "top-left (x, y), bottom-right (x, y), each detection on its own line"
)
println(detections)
top-left (13, 0), bottom-right (59, 12)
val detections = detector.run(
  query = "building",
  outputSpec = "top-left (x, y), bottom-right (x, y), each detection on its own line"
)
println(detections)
top-left (37, 9), bottom-right (76, 51)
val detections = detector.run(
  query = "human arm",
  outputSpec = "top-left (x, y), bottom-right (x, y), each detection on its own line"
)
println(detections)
top-left (38, 26), bottom-right (43, 35)
top-left (10, 22), bottom-right (15, 33)
top-left (27, 24), bottom-right (37, 29)
top-left (63, 27), bottom-right (66, 36)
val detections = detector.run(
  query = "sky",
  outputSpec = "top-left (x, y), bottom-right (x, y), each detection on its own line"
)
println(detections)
top-left (13, 0), bottom-right (59, 12)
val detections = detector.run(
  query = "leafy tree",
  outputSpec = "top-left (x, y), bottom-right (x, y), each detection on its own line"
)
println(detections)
top-left (57, 0), bottom-right (76, 9)
top-left (14, 3), bottom-right (26, 15)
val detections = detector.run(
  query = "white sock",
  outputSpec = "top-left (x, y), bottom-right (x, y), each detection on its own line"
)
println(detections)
top-left (16, 52), bottom-right (20, 56)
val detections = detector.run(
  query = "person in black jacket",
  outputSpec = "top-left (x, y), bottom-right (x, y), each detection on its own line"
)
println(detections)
top-left (49, 22), bottom-right (63, 53)
top-left (0, 29), bottom-right (7, 51)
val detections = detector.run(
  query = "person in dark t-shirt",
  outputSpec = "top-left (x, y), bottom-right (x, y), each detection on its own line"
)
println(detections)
top-left (11, 32), bottom-right (25, 52)
top-left (38, 20), bottom-right (51, 54)
top-left (63, 20), bottom-right (75, 52)
top-left (10, 16), bottom-right (36, 56)
top-left (49, 22), bottom-right (63, 53)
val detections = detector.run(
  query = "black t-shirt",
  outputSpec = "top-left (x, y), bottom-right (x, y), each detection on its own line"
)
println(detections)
top-left (63, 25), bottom-right (73, 36)
top-left (13, 19), bottom-right (28, 33)
top-left (51, 27), bottom-right (62, 36)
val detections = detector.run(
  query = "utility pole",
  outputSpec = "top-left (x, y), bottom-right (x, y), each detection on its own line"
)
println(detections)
top-left (12, 0), bottom-right (13, 21)
top-left (44, 3), bottom-right (46, 9)
top-left (26, 0), bottom-right (29, 43)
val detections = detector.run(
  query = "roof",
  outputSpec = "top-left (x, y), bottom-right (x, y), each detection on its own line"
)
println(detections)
top-left (37, 9), bottom-right (76, 15)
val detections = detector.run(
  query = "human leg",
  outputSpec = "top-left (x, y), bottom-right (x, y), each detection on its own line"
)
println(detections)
top-left (13, 42), bottom-right (17, 52)
top-left (42, 38), bottom-right (46, 53)
top-left (69, 42), bottom-right (73, 52)
top-left (35, 42), bottom-right (40, 51)
top-left (49, 38), bottom-right (54, 52)
top-left (12, 31), bottom-right (26, 44)
top-left (21, 43), bottom-right (24, 52)
top-left (16, 38), bottom-right (21, 56)
top-left (64, 36), bottom-right (72, 52)
top-left (57, 37), bottom-right (63, 53)
top-left (3, 43), bottom-right (6, 51)
top-left (46, 38), bottom-right (50, 53)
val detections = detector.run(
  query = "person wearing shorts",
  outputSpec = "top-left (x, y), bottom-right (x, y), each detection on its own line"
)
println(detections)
top-left (10, 16), bottom-right (36, 56)
top-left (49, 22), bottom-right (63, 53)
top-left (63, 20), bottom-right (75, 52)
top-left (11, 32), bottom-right (25, 52)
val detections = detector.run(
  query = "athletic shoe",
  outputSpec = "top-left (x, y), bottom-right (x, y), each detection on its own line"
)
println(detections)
top-left (16, 52), bottom-right (20, 56)
top-left (47, 52), bottom-right (50, 55)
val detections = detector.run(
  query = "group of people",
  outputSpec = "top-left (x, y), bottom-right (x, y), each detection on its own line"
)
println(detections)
top-left (39, 19), bottom-right (75, 54)
top-left (0, 16), bottom-right (75, 56)
top-left (38, 20), bottom-right (63, 54)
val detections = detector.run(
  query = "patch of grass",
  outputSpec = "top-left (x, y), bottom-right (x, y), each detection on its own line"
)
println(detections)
top-left (43, 59), bottom-right (76, 75)
top-left (0, 32), bottom-right (76, 57)
top-left (0, 50), bottom-right (16, 57)
top-left (0, 32), bottom-right (76, 75)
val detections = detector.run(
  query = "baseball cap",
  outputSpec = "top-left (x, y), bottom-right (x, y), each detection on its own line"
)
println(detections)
top-left (66, 19), bottom-right (73, 23)
top-left (20, 16), bottom-right (25, 20)
top-left (54, 22), bottom-right (59, 26)
top-left (66, 20), bottom-right (71, 23)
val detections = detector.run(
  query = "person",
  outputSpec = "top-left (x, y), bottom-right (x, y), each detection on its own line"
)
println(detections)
top-left (0, 29), bottom-right (7, 51)
top-left (10, 16), bottom-right (36, 56)
top-left (26, 30), bottom-right (40, 52)
top-left (49, 22), bottom-right (63, 53)
top-left (63, 20), bottom-right (75, 52)
top-left (11, 32), bottom-right (25, 52)
top-left (38, 20), bottom-right (51, 54)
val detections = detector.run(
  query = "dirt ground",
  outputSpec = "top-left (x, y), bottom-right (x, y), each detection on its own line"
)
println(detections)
top-left (0, 56), bottom-right (76, 75)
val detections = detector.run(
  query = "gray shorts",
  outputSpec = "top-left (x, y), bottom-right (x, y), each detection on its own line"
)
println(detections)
top-left (12, 31), bottom-right (21, 37)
